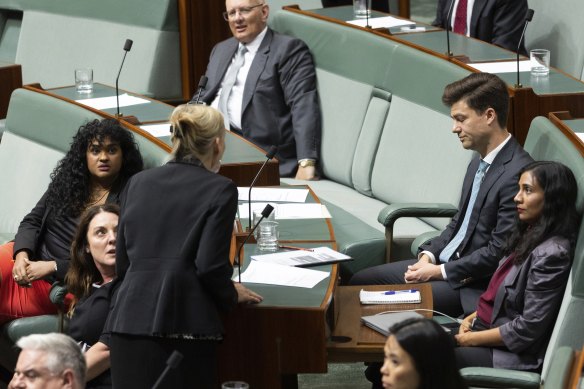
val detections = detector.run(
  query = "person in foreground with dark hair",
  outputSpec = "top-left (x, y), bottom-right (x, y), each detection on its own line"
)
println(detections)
top-left (0, 119), bottom-right (143, 324)
top-left (380, 318), bottom-right (467, 389)
top-left (455, 161), bottom-right (579, 372)
top-left (9, 333), bottom-right (86, 389)
top-left (66, 204), bottom-right (120, 388)
top-left (107, 104), bottom-right (262, 388)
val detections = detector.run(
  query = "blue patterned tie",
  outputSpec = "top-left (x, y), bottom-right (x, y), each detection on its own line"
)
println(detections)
top-left (218, 44), bottom-right (247, 129)
top-left (439, 160), bottom-right (489, 262)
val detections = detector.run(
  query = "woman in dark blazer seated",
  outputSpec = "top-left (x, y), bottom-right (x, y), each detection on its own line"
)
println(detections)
top-left (67, 204), bottom-right (120, 388)
top-left (455, 161), bottom-right (579, 372)
top-left (107, 104), bottom-right (263, 388)
top-left (0, 119), bottom-right (142, 324)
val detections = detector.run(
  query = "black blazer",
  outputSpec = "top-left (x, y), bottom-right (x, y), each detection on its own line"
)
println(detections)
top-left (107, 160), bottom-right (238, 336)
top-left (433, 0), bottom-right (529, 54)
top-left (198, 28), bottom-right (321, 177)
top-left (13, 188), bottom-right (123, 281)
top-left (420, 137), bottom-right (533, 314)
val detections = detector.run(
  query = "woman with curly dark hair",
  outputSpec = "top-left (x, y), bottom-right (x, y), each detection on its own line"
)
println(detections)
top-left (0, 119), bottom-right (142, 324)
top-left (66, 203), bottom-right (120, 388)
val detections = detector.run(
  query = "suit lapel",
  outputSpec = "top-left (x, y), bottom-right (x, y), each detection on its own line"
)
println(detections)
top-left (242, 29), bottom-right (272, 114)
top-left (208, 39), bottom-right (239, 101)
top-left (492, 257), bottom-right (522, 320)
top-left (470, 0), bottom-right (487, 37)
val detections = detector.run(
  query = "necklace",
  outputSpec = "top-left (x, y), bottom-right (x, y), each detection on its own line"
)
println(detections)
top-left (87, 188), bottom-right (110, 206)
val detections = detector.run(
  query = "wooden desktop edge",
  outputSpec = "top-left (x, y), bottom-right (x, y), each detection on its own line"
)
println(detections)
top-left (548, 111), bottom-right (584, 157)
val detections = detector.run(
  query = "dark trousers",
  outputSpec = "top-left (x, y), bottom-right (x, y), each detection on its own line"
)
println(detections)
top-left (110, 334), bottom-right (217, 389)
top-left (350, 259), bottom-right (464, 317)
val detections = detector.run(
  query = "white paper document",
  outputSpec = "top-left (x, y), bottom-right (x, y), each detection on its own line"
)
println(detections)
top-left (140, 123), bottom-right (171, 138)
top-left (577, 133), bottom-right (584, 143)
top-left (251, 246), bottom-right (352, 267)
top-left (238, 202), bottom-right (331, 220)
top-left (237, 187), bottom-right (309, 203)
top-left (347, 16), bottom-right (415, 29)
top-left (76, 93), bottom-right (151, 110)
top-left (236, 260), bottom-right (329, 288)
top-left (468, 60), bottom-right (531, 74)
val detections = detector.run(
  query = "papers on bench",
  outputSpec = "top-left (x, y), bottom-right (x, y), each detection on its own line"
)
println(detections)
top-left (361, 311), bottom-right (423, 336)
top-left (251, 247), bottom-right (352, 268)
top-left (468, 60), bottom-right (531, 74)
top-left (237, 187), bottom-right (309, 203)
top-left (359, 289), bottom-right (422, 304)
top-left (347, 16), bottom-right (415, 29)
top-left (75, 93), bottom-right (151, 110)
top-left (140, 123), bottom-right (171, 138)
top-left (236, 260), bottom-right (329, 288)
top-left (238, 202), bottom-right (332, 220)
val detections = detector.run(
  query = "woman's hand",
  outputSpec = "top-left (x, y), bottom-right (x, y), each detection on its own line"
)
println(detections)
top-left (459, 312), bottom-right (476, 335)
top-left (234, 282), bottom-right (263, 304)
top-left (455, 331), bottom-right (478, 346)
top-left (13, 252), bottom-right (33, 286)
top-left (26, 260), bottom-right (56, 281)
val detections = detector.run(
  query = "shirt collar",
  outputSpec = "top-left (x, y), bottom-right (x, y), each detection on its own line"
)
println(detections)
top-left (483, 134), bottom-right (511, 165)
top-left (241, 27), bottom-right (268, 55)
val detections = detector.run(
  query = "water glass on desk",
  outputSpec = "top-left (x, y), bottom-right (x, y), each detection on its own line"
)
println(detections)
top-left (74, 68), bottom-right (93, 93)
top-left (353, 0), bottom-right (371, 18)
top-left (530, 49), bottom-right (550, 76)
top-left (222, 382), bottom-right (249, 389)
top-left (256, 221), bottom-right (279, 252)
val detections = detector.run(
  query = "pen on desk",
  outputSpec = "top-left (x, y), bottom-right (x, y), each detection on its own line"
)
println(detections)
top-left (278, 245), bottom-right (314, 252)
top-left (381, 289), bottom-right (418, 295)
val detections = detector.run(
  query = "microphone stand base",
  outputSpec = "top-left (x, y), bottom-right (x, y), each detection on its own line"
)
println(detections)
top-left (115, 114), bottom-right (140, 125)
top-left (514, 83), bottom-right (523, 88)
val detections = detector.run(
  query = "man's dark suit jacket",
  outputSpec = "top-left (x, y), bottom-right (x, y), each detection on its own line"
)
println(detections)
top-left (492, 236), bottom-right (571, 371)
top-left (420, 137), bottom-right (533, 313)
top-left (107, 160), bottom-right (238, 336)
top-left (199, 28), bottom-right (321, 177)
top-left (433, 0), bottom-right (529, 54)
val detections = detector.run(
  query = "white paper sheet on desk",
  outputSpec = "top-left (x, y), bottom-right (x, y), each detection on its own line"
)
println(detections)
top-left (251, 246), bottom-right (351, 267)
top-left (140, 123), bottom-right (171, 138)
top-left (468, 60), bottom-right (531, 74)
top-left (235, 260), bottom-right (329, 288)
top-left (75, 93), bottom-right (151, 110)
top-left (577, 133), bottom-right (584, 143)
top-left (238, 187), bottom-right (309, 203)
top-left (347, 16), bottom-right (415, 29)
top-left (238, 203), bottom-right (332, 219)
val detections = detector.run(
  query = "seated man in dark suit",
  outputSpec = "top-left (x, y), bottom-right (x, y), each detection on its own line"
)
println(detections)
top-left (352, 72), bottom-right (533, 389)
top-left (433, 0), bottom-right (529, 54)
top-left (193, 0), bottom-right (321, 179)
top-left (351, 73), bottom-right (533, 318)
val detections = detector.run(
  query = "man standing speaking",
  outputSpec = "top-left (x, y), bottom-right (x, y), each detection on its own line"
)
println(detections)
top-left (194, 0), bottom-right (321, 179)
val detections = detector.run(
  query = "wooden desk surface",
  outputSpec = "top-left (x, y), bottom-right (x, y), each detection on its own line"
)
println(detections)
top-left (328, 284), bottom-right (433, 362)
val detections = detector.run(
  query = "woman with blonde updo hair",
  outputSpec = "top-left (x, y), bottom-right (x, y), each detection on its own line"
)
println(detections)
top-left (106, 104), bottom-right (263, 388)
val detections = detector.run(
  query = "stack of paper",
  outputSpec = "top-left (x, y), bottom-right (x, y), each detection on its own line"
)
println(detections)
top-left (235, 261), bottom-right (329, 288)
top-left (359, 289), bottom-right (421, 304)
top-left (251, 247), bottom-right (352, 267)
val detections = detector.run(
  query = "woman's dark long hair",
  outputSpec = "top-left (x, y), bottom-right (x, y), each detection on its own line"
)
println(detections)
top-left (504, 161), bottom-right (579, 264)
top-left (66, 204), bottom-right (120, 313)
top-left (45, 119), bottom-right (143, 217)
top-left (390, 318), bottom-right (468, 389)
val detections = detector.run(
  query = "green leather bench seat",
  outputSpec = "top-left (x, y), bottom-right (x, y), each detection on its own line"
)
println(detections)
top-left (0, 0), bottom-right (180, 99)
top-left (272, 10), bottom-right (472, 278)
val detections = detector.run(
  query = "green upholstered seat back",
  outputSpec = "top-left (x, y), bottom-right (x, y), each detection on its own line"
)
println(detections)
top-left (523, 117), bottom-right (584, 379)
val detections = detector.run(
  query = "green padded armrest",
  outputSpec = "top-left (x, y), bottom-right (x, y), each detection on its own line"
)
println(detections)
top-left (410, 231), bottom-right (442, 256)
top-left (49, 283), bottom-right (68, 305)
top-left (4, 315), bottom-right (63, 343)
top-left (460, 367), bottom-right (540, 389)
top-left (378, 203), bottom-right (458, 228)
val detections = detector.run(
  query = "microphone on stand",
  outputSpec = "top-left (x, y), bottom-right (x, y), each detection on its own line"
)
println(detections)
top-left (151, 350), bottom-right (183, 389)
top-left (192, 75), bottom-right (208, 104)
top-left (236, 204), bottom-right (274, 283)
top-left (247, 145), bottom-right (278, 231)
top-left (115, 39), bottom-right (133, 118)
top-left (514, 9), bottom-right (535, 88)
top-left (445, 0), bottom-right (457, 57)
